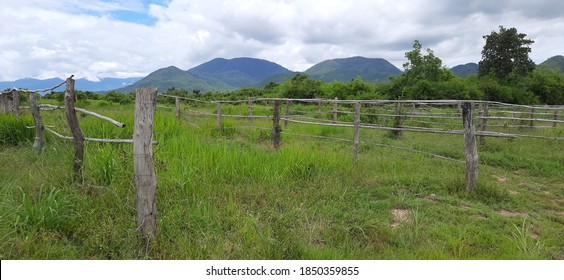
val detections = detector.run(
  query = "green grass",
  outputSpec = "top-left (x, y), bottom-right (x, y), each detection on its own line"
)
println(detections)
top-left (0, 102), bottom-right (562, 259)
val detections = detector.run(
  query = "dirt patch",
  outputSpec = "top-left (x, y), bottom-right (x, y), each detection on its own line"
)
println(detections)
top-left (508, 190), bottom-right (519, 196)
top-left (460, 204), bottom-right (471, 209)
top-left (390, 209), bottom-right (410, 228)
top-left (423, 194), bottom-right (438, 203)
top-left (493, 175), bottom-right (508, 182)
top-left (497, 210), bottom-right (528, 218)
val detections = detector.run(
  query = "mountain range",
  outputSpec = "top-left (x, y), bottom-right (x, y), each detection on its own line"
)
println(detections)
top-left (3, 55), bottom-right (563, 93)
top-left (0, 77), bottom-right (141, 93)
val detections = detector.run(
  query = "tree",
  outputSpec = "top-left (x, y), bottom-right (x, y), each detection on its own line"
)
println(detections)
top-left (385, 40), bottom-right (454, 99)
top-left (478, 26), bottom-right (535, 79)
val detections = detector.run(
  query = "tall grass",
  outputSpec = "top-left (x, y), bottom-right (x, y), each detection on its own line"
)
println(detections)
top-left (0, 102), bottom-right (562, 259)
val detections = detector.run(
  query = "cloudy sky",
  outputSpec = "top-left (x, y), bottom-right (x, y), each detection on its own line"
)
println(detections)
top-left (1, 0), bottom-right (563, 81)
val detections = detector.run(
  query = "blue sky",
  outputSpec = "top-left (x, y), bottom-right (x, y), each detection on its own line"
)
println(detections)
top-left (1, 0), bottom-right (563, 81)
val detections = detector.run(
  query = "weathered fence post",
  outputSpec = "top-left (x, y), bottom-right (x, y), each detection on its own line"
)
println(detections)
top-left (134, 88), bottom-right (158, 237)
top-left (478, 103), bottom-right (489, 146)
top-left (554, 111), bottom-right (559, 128)
top-left (392, 102), bottom-right (403, 139)
top-left (284, 100), bottom-right (290, 127)
top-left (462, 102), bottom-right (478, 191)
top-left (272, 100), bottom-right (281, 149)
top-left (248, 97), bottom-right (253, 123)
top-left (332, 97), bottom-right (338, 124)
top-left (529, 108), bottom-right (535, 128)
top-left (175, 97), bottom-right (180, 120)
top-left (216, 101), bottom-right (222, 130)
top-left (64, 76), bottom-right (85, 183)
top-left (353, 102), bottom-right (361, 162)
top-left (0, 93), bottom-right (7, 114)
top-left (411, 103), bottom-right (416, 121)
top-left (29, 92), bottom-right (44, 154)
top-left (11, 91), bottom-right (20, 118)
top-left (317, 100), bottom-right (322, 114)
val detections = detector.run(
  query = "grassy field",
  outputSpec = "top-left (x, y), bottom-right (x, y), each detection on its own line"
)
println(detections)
top-left (0, 99), bottom-right (562, 259)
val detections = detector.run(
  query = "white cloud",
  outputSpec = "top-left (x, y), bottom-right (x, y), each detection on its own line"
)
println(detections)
top-left (1, 0), bottom-right (563, 81)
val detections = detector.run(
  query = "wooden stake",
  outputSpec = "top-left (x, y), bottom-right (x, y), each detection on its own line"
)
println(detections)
top-left (248, 97), bottom-right (253, 122)
top-left (29, 92), bottom-right (44, 154)
top-left (529, 108), bottom-right (535, 128)
top-left (284, 100), bottom-right (290, 127)
top-left (317, 101), bottom-right (322, 113)
top-left (175, 97), bottom-right (180, 120)
top-left (479, 103), bottom-right (488, 146)
top-left (332, 97), bottom-right (338, 124)
top-left (392, 102), bottom-right (403, 139)
top-left (353, 102), bottom-right (361, 161)
top-left (134, 88), bottom-right (158, 237)
top-left (0, 93), bottom-right (6, 114)
top-left (12, 91), bottom-right (20, 118)
top-left (462, 102), bottom-right (478, 191)
top-left (64, 77), bottom-right (84, 183)
top-left (217, 101), bottom-right (222, 130)
top-left (272, 100), bottom-right (281, 149)
top-left (554, 111), bottom-right (559, 128)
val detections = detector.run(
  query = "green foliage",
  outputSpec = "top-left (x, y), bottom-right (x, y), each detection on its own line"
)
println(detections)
top-left (279, 73), bottom-right (323, 99)
top-left (103, 91), bottom-right (133, 104)
top-left (0, 114), bottom-right (33, 147)
top-left (478, 26), bottom-right (535, 79)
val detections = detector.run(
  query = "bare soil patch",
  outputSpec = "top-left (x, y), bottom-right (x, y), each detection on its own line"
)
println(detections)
top-left (497, 209), bottom-right (528, 218)
top-left (390, 209), bottom-right (410, 228)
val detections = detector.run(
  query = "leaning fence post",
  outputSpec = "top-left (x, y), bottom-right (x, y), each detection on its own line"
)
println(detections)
top-left (554, 111), bottom-right (559, 128)
top-left (284, 100), bottom-right (290, 127)
top-left (216, 101), bottom-right (222, 130)
top-left (64, 76), bottom-right (84, 183)
top-left (134, 88), bottom-right (158, 237)
top-left (529, 108), bottom-right (535, 128)
top-left (272, 100), bottom-right (281, 149)
top-left (12, 91), bottom-right (20, 118)
top-left (332, 97), bottom-right (338, 124)
top-left (353, 102), bottom-right (361, 162)
top-left (479, 103), bottom-right (489, 146)
top-left (462, 102), bottom-right (478, 191)
top-left (317, 100), bottom-right (322, 114)
top-left (175, 97), bottom-right (180, 120)
top-left (248, 97), bottom-right (253, 123)
top-left (29, 92), bottom-right (44, 154)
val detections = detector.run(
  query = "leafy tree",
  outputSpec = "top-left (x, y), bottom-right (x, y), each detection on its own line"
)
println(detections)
top-left (478, 26), bottom-right (535, 79)
top-left (280, 73), bottom-right (323, 99)
top-left (385, 40), bottom-right (454, 99)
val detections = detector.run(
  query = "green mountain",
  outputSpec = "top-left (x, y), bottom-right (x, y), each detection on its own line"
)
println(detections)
top-left (117, 66), bottom-right (235, 93)
top-left (303, 56), bottom-right (401, 83)
top-left (451, 63), bottom-right (479, 77)
top-left (539, 55), bottom-right (564, 72)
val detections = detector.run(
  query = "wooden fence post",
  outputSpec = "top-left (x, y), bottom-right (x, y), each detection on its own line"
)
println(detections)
top-left (332, 97), bottom-right (338, 124)
top-left (392, 102), bottom-right (403, 139)
top-left (317, 101), bottom-right (322, 114)
top-left (554, 111), bottom-right (559, 128)
top-left (462, 102), bottom-right (478, 191)
top-left (353, 102), bottom-right (361, 162)
top-left (248, 97), bottom-right (253, 122)
top-left (64, 77), bottom-right (84, 183)
top-left (29, 92), bottom-right (44, 154)
top-left (272, 100), bottom-right (281, 149)
top-left (11, 91), bottom-right (20, 118)
top-left (0, 93), bottom-right (6, 114)
top-left (134, 88), bottom-right (158, 237)
top-left (216, 101), bottom-right (222, 130)
top-left (529, 108), bottom-right (535, 128)
top-left (175, 97), bottom-right (180, 120)
top-left (478, 103), bottom-right (488, 146)
top-left (284, 100), bottom-right (290, 127)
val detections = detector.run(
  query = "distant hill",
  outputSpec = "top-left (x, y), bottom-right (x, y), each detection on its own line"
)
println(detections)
top-left (539, 55), bottom-right (564, 72)
top-left (0, 77), bottom-right (141, 93)
top-left (188, 57), bottom-right (292, 88)
top-left (117, 66), bottom-right (235, 93)
top-left (304, 56), bottom-right (401, 83)
top-left (450, 63), bottom-right (479, 77)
